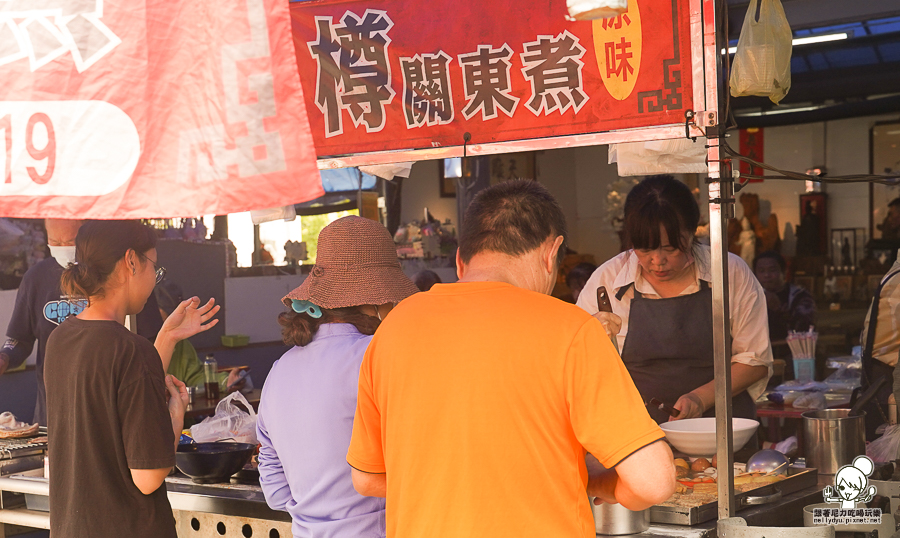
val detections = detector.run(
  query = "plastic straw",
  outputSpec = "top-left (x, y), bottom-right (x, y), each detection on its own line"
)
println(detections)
top-left (787, 329), bottom-right (818, 360)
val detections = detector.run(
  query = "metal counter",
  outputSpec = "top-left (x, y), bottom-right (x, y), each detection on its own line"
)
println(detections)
top-left (594, 483), bottom-right (826, 538)
top-left (0, 474), bottom-right (827, 538)
top-left (0, 474), bottom-right (292, 538)
top-left (164, 476), bottom-right (290, 522)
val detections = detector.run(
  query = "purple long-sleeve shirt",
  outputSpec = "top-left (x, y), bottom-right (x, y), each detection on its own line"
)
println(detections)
top-left (257, 324), bottom-right (386, 538)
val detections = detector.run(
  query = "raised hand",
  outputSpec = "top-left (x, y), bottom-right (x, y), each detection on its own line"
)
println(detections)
top-left (160, 297), bottom-right (220, 343)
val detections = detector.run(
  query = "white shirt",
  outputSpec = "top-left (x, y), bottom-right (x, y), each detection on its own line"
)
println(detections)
top-left (576, 246), bottom-right (773, 400)
top-left (862, 255), bottom-right (900, 367)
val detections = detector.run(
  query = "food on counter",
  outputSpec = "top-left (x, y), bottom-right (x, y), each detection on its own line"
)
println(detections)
top-left (692, 483), bottom-right (718, 495)
top-left (660, 471), bottom-right (788, 509)
top-left (675, 466), bottom-right (689, 479)
top-left (711, 454), bottom-right (717, 468)
top-left (734, 472), bottom-right (784, 487)
top-left (674, 458), bottom-right (689, 469)
top-left (691, 457), bottom-right (711, 472)
top-left (0, 411), bottom-right (38, 438)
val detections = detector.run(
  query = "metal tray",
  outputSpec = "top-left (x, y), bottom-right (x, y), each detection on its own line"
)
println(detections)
top-left (649, 466), bottom-right (819, 526)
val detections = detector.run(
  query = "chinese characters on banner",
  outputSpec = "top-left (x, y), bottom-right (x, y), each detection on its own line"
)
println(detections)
top-left (0, 0), bottom-right (322, 219)
top-left (739, 128), bottom-right (765, 183)
top-left (291, 0), bottom-right (693, 158)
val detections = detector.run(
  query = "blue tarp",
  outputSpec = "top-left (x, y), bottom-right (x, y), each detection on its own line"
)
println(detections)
top-left (319, 168), bottom-right (377, 192)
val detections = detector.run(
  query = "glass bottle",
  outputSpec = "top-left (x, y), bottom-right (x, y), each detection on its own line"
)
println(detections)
top-left (203, 354), bottom-right (220, 401)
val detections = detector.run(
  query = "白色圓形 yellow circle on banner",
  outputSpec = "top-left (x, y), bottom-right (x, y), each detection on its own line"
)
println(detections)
top-left (592, 1), bottom-right (642, 101)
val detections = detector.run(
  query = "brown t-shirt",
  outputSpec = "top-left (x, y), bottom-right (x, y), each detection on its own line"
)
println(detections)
top-left (45, 317), bottom-right (176, 538)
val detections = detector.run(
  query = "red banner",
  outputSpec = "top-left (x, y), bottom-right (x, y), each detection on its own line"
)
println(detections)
top-left (290, 0), bottom-right (694, 158)
top-left (0, 0), bottom-right (323, 219)
top-left (739, 128), bottom-right (764, 183)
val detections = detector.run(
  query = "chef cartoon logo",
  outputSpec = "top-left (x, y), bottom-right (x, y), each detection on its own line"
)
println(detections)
top-left (813, 455), bottom-right (882, 525)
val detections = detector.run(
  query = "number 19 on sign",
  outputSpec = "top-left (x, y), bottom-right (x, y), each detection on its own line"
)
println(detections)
top-left (0, 112), bottom-right (56, 185)
top-left (0, 101), bottom-right (140, 197)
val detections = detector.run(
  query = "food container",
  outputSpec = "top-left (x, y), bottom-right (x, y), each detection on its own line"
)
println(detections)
top-left (175, 442), bottom-right (255, 484)
top-left (659, 418), bottom-right (759, 456)
top-left (802, 409), bottom-right (865, 475)
top-left (793, 358), bottom-right (815, 383)
top-left (7, 469), bottom-right (49, 512)
top-left (221, 334), bottom-right (250, 347)
top-left (650, 466), bottom-right (818, 525)
top-left (590, 499), bottom-right (649, 535)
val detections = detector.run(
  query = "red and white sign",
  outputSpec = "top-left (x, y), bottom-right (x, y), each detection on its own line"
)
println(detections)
top-left (739, 128), bottom-right (764, 183)
top-left (0, 0), bottom-right (323, 219)
top-left (290, 0), bottom-right (695, 159)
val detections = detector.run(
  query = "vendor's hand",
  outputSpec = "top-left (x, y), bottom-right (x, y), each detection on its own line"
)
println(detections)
top-left (225, 369), bottom-right (247, 392)
top-left (159, 297), bottom-right (220, 343)
top-left (669, 393), bottom-right (704, 421)
top-left (592, 312), bottom-right (622, 344)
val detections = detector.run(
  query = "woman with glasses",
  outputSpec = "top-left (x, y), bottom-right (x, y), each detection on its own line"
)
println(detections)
top-left (44, 220), bottom-right (219, 538)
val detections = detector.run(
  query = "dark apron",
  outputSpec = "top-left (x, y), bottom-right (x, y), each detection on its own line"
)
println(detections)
top-left (617, 281), bottom-right (757, 425)
top-left (859, 269), bottom-right (900, 440)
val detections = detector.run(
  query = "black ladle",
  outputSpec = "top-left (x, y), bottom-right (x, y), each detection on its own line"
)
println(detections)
top-left (848, 375), bottom-right (888, 417)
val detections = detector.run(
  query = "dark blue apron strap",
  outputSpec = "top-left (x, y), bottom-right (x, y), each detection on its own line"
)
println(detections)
top-left (615, 282), bottom-right (634, 301)
top-left (862, 269), bottom-right (900, 383)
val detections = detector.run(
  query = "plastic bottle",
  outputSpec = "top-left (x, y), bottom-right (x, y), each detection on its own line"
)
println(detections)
top-left (203, 354), bottom-right (220, 401)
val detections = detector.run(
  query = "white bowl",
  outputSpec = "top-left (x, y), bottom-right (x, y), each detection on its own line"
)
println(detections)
top-left (659, 417), bottom-right (759, 456)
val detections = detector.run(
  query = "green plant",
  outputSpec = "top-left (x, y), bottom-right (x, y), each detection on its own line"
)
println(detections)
top-left (300, 209), bottom-right (358, 264)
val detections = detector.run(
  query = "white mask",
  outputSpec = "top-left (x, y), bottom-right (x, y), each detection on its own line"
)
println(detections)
top-left (49, 245), bottom-right (77, 267)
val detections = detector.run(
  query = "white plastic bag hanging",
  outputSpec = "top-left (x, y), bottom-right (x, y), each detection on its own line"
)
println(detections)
top-left (609, 137), bottom-right (708, 176)
top-left (250, 205), bottom-right (297, 225)
top-left (358, 161), bottom-right (415, 180)
top-left (867, 424), bottom-right (900, 462)
top-left (190, 392), bottom-right (258, 445)
top-left (729, 0), bottom-right (792, 104)
top-left (566, 0), bottom-right (627, 21)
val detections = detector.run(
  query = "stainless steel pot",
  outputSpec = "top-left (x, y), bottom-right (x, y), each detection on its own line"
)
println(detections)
top-left (590, 499), bottom-right (650, 535)
top-left (801, 409), bottom-right (865, 475)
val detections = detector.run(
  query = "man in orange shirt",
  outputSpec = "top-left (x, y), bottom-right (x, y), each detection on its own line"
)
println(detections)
top-left (348, 180), bottom-right (676, 537)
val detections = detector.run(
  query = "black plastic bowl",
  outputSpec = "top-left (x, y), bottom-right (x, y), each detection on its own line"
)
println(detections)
top-left (175, 442), bottom-right (255, 484)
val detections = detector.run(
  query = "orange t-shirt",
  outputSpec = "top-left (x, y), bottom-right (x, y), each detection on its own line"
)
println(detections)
top-left (348, 282), bottom-right (664, 538)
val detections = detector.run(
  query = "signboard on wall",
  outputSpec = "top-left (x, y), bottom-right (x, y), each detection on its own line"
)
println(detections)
top-left (739, 128), bottom-right (764, 182)
top-left (0, 0), bottom-right (323, 219)
top-left (290, 0), bottom-right (695, 160)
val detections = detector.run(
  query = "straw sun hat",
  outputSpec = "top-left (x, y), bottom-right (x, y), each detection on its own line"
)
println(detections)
top-left (282, 216), bottom-right (419, 310)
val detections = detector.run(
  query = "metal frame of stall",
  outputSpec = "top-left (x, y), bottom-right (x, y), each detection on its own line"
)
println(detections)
top-left (312, 0), bottom-right (741, 523)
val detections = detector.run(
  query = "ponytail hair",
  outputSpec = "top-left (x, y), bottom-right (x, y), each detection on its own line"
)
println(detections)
top-left (60, 220), bottom-right (157, 304)
top-left (277, 307), bottom-right (380, 347)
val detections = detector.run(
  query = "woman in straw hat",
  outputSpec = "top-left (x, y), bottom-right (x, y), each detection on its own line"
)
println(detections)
top-left (256, 216), bottom-right (418, 537)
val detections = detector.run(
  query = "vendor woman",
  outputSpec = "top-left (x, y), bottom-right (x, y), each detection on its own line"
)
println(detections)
top-left (577, 175), bottom-right (772, 424)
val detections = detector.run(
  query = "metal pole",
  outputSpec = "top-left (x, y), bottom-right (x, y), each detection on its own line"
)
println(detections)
top-left (702, 0), bottom-right (736, 520)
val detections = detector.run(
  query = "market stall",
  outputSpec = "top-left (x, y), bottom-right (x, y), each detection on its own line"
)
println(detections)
top-left (0, 0), bottom-right (885, 536)
top-left (283, 0), bottom-right (830, 534)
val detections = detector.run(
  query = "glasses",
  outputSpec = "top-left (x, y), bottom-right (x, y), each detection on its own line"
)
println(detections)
top-left (138, 251), bottom-right (167, 285)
